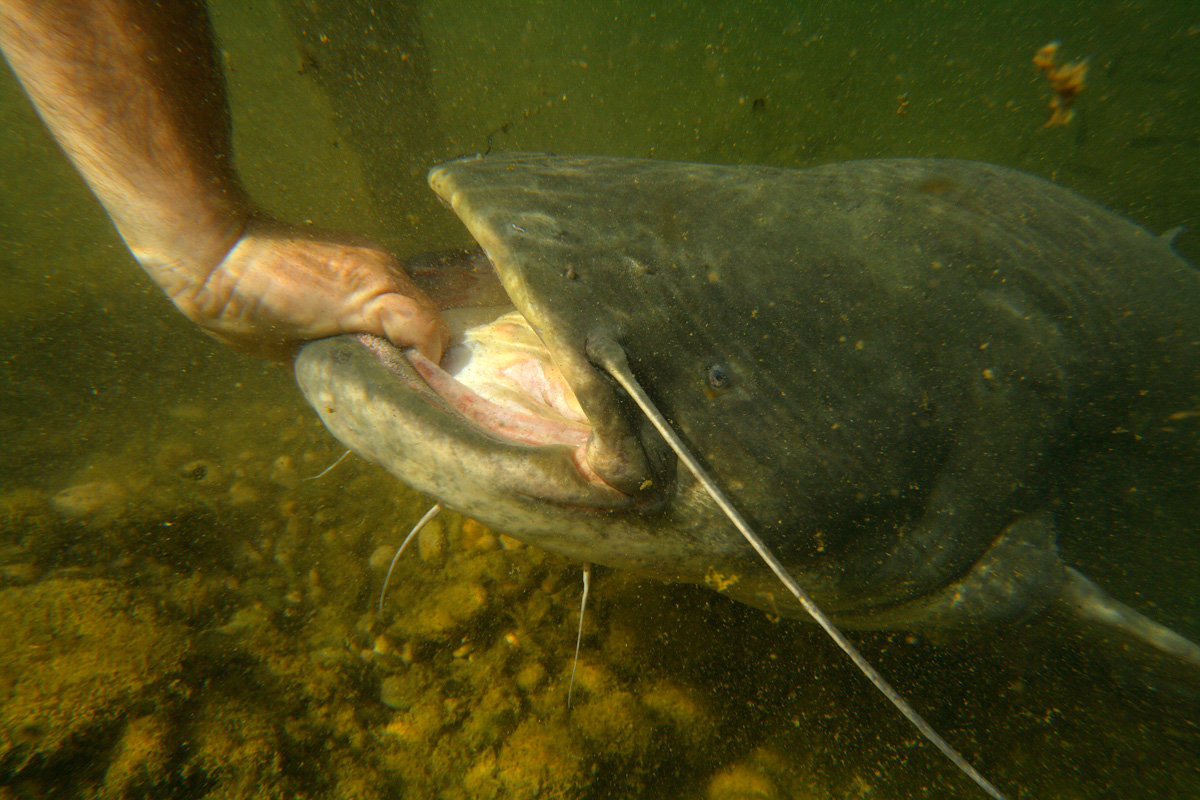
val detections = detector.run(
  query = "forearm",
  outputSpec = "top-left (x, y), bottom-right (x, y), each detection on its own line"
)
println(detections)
top-left (0, 0), bottom-right (448, 361)
top-left (0, 0), bottom-right (250, 289)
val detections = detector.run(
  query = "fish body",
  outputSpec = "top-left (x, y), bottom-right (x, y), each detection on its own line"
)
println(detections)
top-left (297, 155), bottom-right (1199, 643)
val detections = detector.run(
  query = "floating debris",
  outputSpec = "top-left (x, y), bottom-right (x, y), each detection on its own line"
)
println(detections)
top-left (1034, 41), bottom-right (1088, 127)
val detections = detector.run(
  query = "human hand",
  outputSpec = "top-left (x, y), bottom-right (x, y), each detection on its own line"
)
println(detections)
top-left (165, 217), bottom-right (449, 362)
top-left (1, 1), bottom-right (447, 362)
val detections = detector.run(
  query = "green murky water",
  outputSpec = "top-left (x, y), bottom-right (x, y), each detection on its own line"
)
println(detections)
top-left (1, 1), bottom-right (1198, 798)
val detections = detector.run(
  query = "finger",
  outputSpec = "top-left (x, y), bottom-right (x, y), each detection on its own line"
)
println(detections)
top-left (361, 292), bottom-right (449, 363)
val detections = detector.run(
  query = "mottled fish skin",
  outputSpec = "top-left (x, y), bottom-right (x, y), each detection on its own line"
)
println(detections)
top-left (299, 155), bottom-right (1200, 641)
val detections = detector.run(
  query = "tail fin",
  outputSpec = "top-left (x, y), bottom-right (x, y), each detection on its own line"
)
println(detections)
top-left (1055, 567), bottom-right (1200, 690)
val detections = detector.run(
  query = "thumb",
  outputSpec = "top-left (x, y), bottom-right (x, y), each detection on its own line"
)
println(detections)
top-left (361, 291), bottom-right (449, 364)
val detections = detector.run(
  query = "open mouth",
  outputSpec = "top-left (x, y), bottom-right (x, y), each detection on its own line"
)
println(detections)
top-left (360, 297), bottom-right (625, 498)
top-left (404, 311), bottom-right (589, 449)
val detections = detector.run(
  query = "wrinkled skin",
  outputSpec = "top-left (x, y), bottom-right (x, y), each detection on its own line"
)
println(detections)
top-left (180, 218), bottom-right (446, 360)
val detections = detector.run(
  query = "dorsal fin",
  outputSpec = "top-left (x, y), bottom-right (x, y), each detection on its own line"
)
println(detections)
top-left (1159, 225), bottom-right (1185, 247)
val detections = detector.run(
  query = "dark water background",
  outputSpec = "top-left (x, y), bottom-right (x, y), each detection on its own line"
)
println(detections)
top-left (1, 1), bottom-right (1197, 798)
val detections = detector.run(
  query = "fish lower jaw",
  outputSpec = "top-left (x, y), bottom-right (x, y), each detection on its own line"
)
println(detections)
top-left (400, 331), bottom-right (625, 499)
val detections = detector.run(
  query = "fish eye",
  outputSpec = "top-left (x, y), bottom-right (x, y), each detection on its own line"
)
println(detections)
top-left (707, 363), bottom-right (731, 390)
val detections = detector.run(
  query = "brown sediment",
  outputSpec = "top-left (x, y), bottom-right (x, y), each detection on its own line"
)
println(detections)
top-left (1034, 41), bottom-right (1089, 127)
top-left (0, 578), bottom-right (188, 773)
top-left (1, 374), bottom-right (1196, 799)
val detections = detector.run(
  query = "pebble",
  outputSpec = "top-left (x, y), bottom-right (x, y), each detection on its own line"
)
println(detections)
top-left (515, 661), bottom-right (546, 693)
top-left (706, 763), bottom-right (780, 800)
top-left (0, 562), bottom-right (40, 584)
top-left (417, 519), bottom-right (446, 563)
top-left (368, 545), bottom-right (396, 572)
top-left (50, 481), bottom-right (127, 520)
top-left (228, 481), bottom-right (261, 507)
top-left (269, 456), bottom-right (299, 489)
top-left (461, 518), bottom-right (499, 552)
top-left (216, 604), bottom-right (272, 636)
top-left (167, 403), bottom-right (207, 423)
top-left (379, 675), bottom-right (409, 710)
top-left (179, 459), bottom-right (222, 486)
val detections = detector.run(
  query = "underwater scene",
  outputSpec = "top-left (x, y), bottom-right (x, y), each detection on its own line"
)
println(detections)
top-left (1, 0), bottom-right (1198, 798)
